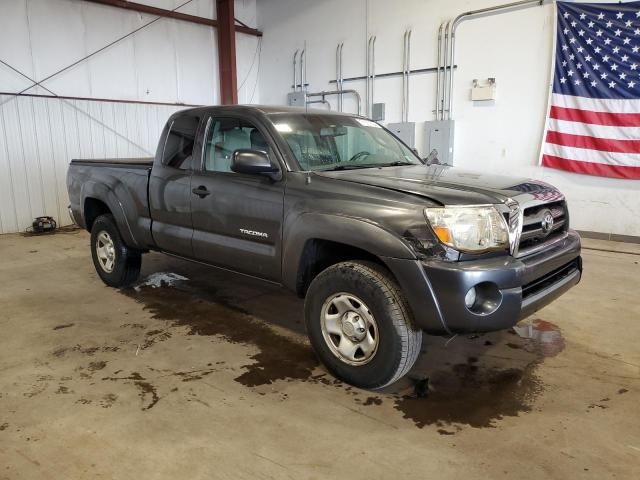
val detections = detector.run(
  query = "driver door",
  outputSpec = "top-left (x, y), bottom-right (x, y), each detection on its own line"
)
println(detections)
top-left (190, 115), bottom-right (285, 282)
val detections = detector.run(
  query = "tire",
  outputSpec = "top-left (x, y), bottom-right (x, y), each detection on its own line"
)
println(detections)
top-left (90, 214), bottom-right (141, 288)
top-left (304, 260), bottom-right (422, 389)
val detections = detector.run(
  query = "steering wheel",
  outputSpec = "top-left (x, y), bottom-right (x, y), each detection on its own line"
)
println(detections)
top-left (348, 151), bottom-right (371, 162)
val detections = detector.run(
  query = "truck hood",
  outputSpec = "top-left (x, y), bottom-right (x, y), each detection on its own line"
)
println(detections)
top-left (315, 164), bottom-right (562, 206)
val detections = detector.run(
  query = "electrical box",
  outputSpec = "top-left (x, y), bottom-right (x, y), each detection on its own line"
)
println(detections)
top-left (424, 120), bottom-right (455, 165)
top-left (387, 122), bottom-right (416, 148)
top-left (471, 78), bottom-right (496, 101)
top-left (371, 103), bottom-right (386, 122)
top-left (287, 91), bottom-right (306, 107)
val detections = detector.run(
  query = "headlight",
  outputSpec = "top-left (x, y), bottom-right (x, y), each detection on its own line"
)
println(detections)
top-left (425, 206), bottom-right (509, 253)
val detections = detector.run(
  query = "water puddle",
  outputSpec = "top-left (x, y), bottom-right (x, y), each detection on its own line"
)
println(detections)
top-left (133, 272), bottom-right (188, 291)
top-left (393, 361), bottom-right (543, 429)
top-left (390, 319), bottom-right (565, 430)
top-left (123, 271), bottom-right (565, 430)
top-left (123, 284), bottom-right (318, 388)
top-left (512, 319), bottom-right (565, 357)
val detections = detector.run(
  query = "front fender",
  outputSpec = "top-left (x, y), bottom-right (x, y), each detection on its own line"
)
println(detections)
top-left (281, 212), bottom-right (417, 291)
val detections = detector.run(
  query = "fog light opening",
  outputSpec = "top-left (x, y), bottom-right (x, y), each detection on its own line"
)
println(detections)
top-left (465, 282), bottom-right (502, 315)
top-left (464, 287), bottom-right (477, 309)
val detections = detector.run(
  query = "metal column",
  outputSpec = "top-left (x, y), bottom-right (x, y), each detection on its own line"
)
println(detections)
top-left (217, 0), bottom-right (238, 105)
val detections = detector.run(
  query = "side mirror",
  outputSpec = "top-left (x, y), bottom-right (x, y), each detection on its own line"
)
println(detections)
top-left (231, 149), bottom-right (279, 175)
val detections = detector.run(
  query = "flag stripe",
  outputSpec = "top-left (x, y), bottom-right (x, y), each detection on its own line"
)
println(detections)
top-left (551, 93), bottom-right (640, 114)
top-left (548, 118), bottom-right (640, 140)
top-left (542, 154), bottom-right (640, 179)
top-left (544, 142), bottom-right (640, 166)
top-left (546, 130), bottom-right (640, 153)
top-left (549, 105), bottom-right (640, 127)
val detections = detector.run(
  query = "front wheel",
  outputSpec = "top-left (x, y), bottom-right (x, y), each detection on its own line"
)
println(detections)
top-left (90, 214), bottom-right (141, 288)
top-left (304, 261), bottom-right (422, 389)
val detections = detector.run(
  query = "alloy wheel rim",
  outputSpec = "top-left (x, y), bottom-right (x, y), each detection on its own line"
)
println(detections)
top-left (320, 292), bottom-right (379, 366)
top-left (96, 231), bottom-right (116, 273)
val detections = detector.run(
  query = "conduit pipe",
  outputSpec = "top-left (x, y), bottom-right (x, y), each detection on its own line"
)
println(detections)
top-left (300, 48), bottom-right (306, 92)
top-left (402, 29), bottom-right (412, 122)
top-left (368, 36), bottom-right (377, 117)
top-left (307, 89), bottom-right (361, 115)
top-left (435, 23), bottom-right (443, 120)
top-left (336, 42), bottom-right (344, 111)
top-left (442, 0), bottom-right (545, 119)
top-left (307, 99), bottom-right (331, 109)
top-left (293, 50), bottom-right (299, 91)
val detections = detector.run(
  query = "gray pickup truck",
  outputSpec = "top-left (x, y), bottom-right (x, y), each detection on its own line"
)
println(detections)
top-left (67, 105), bottom-right (582, 389)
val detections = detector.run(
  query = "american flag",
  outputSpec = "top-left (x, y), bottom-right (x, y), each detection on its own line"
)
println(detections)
top-left (542, 1), bottom-right (640, 179)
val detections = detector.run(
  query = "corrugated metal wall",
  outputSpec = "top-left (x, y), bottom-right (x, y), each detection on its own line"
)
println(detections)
top-left (0, 0), bottom-right (260, 234)
top-left (0, 94), bottom-right (182, 234)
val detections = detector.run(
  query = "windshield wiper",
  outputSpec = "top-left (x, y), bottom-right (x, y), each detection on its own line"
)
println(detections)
top-left (381, 161), bottom-right (415, 167)
top-left (319, 164), bottom-right (376, 171)
top-left (319, 161), bottom-right (416, 172)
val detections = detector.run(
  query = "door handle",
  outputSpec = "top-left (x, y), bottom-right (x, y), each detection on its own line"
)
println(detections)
top-left (192, 186), bottom-right (211, 198)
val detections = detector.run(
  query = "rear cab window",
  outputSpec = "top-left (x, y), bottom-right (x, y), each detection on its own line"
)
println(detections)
top-left (162, 113), bottom-right (202, 170)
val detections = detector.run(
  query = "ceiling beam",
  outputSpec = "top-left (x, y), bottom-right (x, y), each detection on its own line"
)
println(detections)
top-left (83, 0), bottom-right (262, 37)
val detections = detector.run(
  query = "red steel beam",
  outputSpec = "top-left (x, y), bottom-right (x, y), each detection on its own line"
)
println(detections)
top-left (83, 0), bottom-right (262, 37)
top-left (216, 0), bottom-right (238, 104)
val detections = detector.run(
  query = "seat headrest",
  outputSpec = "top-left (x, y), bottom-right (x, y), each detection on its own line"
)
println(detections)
top-left (250, 129), bottom-right (268, 151)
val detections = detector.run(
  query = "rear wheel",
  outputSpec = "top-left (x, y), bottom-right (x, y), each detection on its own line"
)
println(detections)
top-left (90, 214), bottom-right (141, 287)
top-left (304, 261), bottom-right (422, 389)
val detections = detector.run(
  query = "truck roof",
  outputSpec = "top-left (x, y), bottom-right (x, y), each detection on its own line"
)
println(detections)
top-left (172, 104), bottom-right (360, 117)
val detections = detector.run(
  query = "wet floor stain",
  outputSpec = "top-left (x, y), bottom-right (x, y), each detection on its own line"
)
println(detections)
top-left (141, 329), bottom-right (172, 350)
top-left (0, 422), bottom-right (8, 431)
top-left (388, 320), bottom-right (567, 430)
top-left (53, 345), bottom-right (120, 358)
top-left (117, 278), bottom-right (570, 430)
top-left (52, 323), bottom-right (75, 331)
top-left (172, 368), bottom-right (218, 382)
top-left (393, 361), bottom-right (543, 429)
top-left (123, 285), bottom-right (318, 388)
top-left (101, 373), bottom-right (158, 410)
top-left (512, 319), bottom-right (566, 358)
top-left (99, 393), bottom-right (118, 408)
top-left (88, 361), bottom-right (107, 372)
top-left (55, 385), bottom-right (72, 394)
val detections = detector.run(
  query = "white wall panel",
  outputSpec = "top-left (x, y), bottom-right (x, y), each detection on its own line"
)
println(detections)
top-left (0, 1), bottom-right (36, 92)
top-left (27, 0), bottom-right (93, 97)
top-left (0, 94), bottom-right (182, 234)
top-left (0, 0), bottom-right (260, 233)
top-left (257, 0), bottom-right (640, 237)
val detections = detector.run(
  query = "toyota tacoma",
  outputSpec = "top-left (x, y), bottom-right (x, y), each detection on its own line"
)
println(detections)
top-left (67, 106), bottom-right (582, 389)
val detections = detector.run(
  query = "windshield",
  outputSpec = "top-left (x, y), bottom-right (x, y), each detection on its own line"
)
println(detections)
top-left (267, 113), bottom-right (423, 171)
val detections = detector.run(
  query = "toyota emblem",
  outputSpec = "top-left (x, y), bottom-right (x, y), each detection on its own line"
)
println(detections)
top-left (540, 210), bottom-right (554, 235)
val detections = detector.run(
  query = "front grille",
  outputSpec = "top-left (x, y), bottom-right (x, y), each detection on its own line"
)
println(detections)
top-left (522, 258), bottom-right (580, 299)
top-left (518, 200), bottom-right (568, 253)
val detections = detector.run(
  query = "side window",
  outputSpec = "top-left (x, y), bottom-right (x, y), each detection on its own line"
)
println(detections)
top-left (203, 117), bottom-right (272, 173)
top-left (162, 114), bottom-right (201, 170)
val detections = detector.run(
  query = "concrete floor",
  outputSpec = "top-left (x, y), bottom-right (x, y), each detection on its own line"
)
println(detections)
top-left (0, 231), bottom-right (638, 479)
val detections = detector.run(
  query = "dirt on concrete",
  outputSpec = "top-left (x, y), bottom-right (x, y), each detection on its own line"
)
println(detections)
top-left (0, 231), bottom-right (638, 479)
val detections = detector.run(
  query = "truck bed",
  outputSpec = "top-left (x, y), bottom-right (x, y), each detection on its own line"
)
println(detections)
top-left (67, 158), bottom-right (154, 250)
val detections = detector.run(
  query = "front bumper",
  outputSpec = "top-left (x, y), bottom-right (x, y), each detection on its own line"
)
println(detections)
top-left (384, 230), bottom-right (582, 334)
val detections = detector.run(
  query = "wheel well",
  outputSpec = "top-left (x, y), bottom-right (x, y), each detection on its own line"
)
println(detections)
top-left (295, 239), bottom-right (385, 297)
top-left (84, 198), bottom-right (111, 232)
